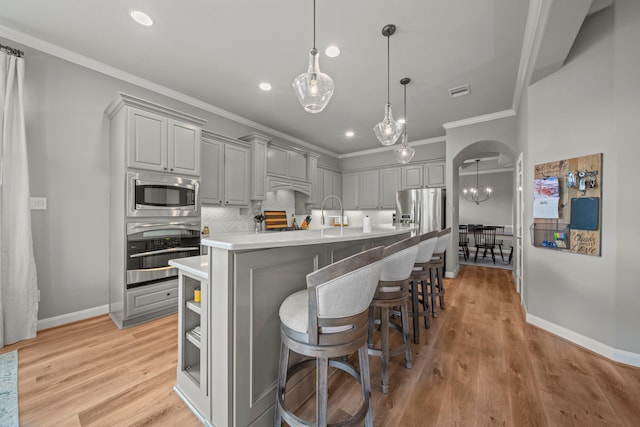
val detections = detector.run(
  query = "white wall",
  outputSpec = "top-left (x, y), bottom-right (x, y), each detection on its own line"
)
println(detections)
top-left (523, 2), bottom-right (640, 354)
top-left (458, 170), bottom-right (513, 227)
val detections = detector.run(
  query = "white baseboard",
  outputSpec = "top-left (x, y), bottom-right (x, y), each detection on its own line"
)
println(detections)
top-left (446, 265), bottom-right (460, 278)
top-left (526, 313), bottom-right (640, 368)
top-left (38, 304), bottom-right (109, 331)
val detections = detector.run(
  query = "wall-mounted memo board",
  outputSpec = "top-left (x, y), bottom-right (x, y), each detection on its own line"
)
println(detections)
top-left (533, 153), bottom-right (602, 256)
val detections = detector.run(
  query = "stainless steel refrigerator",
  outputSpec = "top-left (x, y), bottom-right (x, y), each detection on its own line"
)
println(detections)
top-left (395, 188), bottom-right (445, 234)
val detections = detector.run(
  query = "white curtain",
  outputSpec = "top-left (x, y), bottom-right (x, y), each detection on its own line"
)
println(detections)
top-left (0, 50), bottom-right (38, 347)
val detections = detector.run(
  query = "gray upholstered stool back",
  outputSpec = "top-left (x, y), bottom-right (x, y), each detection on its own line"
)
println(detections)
top-left (414, 230), bottom-right (439, 264)
top-left (433, 227), bottom-right (452, 256)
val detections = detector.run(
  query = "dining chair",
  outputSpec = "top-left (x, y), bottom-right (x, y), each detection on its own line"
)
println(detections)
top-left (474, 226), bottom-right (497, 264)
top-left (495, 225), bottom-right (505, 261)
top-left (458, 225), bottom-right (470, 261)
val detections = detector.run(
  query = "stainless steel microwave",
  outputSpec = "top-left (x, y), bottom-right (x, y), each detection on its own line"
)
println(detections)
top-left (127, 171), bottom-right (199, 217)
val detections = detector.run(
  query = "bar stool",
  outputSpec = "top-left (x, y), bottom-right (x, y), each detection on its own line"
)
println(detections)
top-left (429, 228), bottom-right (452, 317)
top-left (274, 246), bottom-right (385, 427)
top-left (408, 230), bottom-right (439, 343)
top-left (367, 235), bottom-right (420, 394)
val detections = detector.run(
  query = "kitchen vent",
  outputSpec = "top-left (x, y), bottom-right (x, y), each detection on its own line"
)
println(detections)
top-left (449, 84), bottom-right (470, 98)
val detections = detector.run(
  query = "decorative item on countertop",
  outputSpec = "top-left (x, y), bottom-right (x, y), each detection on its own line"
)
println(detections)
top-left (253, 213), bottom-right (265, 233)
top-left (291, 213), bottom-right (299, 230)
top-left (301, 215), bottom-right (311, 229)
top-left (363, 215), bottom-right (372, 233)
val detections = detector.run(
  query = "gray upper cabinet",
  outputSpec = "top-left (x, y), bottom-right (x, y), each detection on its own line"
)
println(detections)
top-left (200, 137), bottom-right (224, 205)
top-left (288, 151), bottom-right (307, 181)
top-left (380, 168), bottom-right (401, 208)
top-left (358, 170), bottom-right (379, 209)
top-left (224, 144), bottom-right (250, 206)
top-left (201, 132), bottom-right (250, 207)
top-left (266, 145), bottom-right (307, 181)
top-left (401, 164), bottom-right (423, 189)
top-left (425, 163), bottom-right (446, 187)
top-left (342, 172), bottom-right (358, 209)
top-left (123, 102), bottom-right (203, 177)
top-left (239, 133), bottom-right (270, 201)
top-left (266, 146), bottom-right (288, 176)
top-left (342, 168), bottom-right (399, 210)
top-left (322, 169), bottom-right (342, 209)
top-left (399, 162), bottom-right (446, 189)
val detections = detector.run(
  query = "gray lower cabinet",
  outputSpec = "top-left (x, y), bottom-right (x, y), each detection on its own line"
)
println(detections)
top-left (234, 245), bottom-right (322, 427)
top-left (126, 280), bottom-right (179, 318)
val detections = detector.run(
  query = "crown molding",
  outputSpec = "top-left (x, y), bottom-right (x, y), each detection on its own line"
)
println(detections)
top-left (442, 109), bottom-right (516, 130)
top-left (0, 24), bottom-right (339, 159)
top-left (338, 135), bottom-right (446, 159)
top-left (511, 0), bottom-right (550, 113)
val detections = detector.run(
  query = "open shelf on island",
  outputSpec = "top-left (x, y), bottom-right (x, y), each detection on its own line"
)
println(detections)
top-left (186, 329), bottom-right (201, 348)
top-left (186, 300), bottom-right (201, 315)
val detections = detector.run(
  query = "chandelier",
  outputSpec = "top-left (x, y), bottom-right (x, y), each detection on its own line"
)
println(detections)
top-left (373, 24), bottom-right (403, 146)
top-left (395, 77), bottom-right (415, 164)
top-left (463, 159), bottom-right (492, 204)
top-left (292, 0), bottom-right (335, 113)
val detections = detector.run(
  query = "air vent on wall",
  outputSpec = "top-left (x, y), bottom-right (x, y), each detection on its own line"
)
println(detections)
top-left (449, 84), bottom-right (470, 98)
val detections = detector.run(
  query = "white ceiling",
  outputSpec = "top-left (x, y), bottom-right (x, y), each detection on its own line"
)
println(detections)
top-left (0, 1), bottom-right (533, 155)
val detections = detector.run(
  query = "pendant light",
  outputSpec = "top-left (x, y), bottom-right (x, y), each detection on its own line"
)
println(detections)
top-left (463, 159), bottom-right (492, 204)
top-left (395, 77), bottom-right (416, 164)
top-left (374, 24), bottom-right (403, 146)
top-left (292, 0), bottom-right (334, 114)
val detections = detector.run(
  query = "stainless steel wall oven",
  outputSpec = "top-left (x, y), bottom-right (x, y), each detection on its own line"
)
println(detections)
top-left (126, 221), bottom-right (201, 288)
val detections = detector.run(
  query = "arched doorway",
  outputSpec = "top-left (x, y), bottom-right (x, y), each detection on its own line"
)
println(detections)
top-left (449, 140), bottom-right (516, 276)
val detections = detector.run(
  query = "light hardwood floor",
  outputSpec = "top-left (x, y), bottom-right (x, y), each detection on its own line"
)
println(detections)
top-left (2, 265), bottom-right (639, 426)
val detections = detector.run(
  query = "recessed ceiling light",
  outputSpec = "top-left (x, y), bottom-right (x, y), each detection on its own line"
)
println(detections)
top-left (259, 82), bottom-right (272, 91)
top-left (398, 118), bottom-right (406, 124)
top-left (325, 46), bottom-right (341, 58)
top-left (345, 131), bottom-right (354, 137)
top-left (130, 10), bottom-right (153, 26)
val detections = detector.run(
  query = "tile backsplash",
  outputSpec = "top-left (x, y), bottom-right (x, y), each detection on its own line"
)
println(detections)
top-left (202, 189), bottom-right (395, 234)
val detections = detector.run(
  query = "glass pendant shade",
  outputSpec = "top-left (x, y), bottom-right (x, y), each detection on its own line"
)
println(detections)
top-left (374, 103), bottom-right (403, 146)
top-left (395, 134), bottom-right (415, 164)
top-left (293, 48), bottom-right (334, 113)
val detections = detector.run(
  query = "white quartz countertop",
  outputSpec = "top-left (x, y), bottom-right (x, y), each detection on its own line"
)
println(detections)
top-left (200, 224), bottom-right (415, 251)
top-left (169, 255), bottom-right (209, 280)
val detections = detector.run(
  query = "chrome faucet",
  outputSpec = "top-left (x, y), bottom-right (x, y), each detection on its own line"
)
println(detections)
top-left (320, 195), bottom-right (344, 228)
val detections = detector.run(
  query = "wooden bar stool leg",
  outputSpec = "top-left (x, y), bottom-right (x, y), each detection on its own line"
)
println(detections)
top-left (401, 300), bottom-right (412, 368)
top-left (437, 266), bottom-right (445, 309)
top-left (317, 356), bottom-right (329, 427)
top-left (367, 306), bottom-right (375, 347)
top-left (381, 306), bottom-right (390, 394)
top-left (429, 267), bottom-right (438, 318)
top-left (358, 345), bottom-right (374, 427)
top-left (420, 279), bottom-right (430, 329)
top-left (410, 279), bottom-right (420, 344)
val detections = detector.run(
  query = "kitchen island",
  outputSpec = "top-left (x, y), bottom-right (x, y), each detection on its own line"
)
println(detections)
top-left (172, 225), bottom-right (414, 427)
